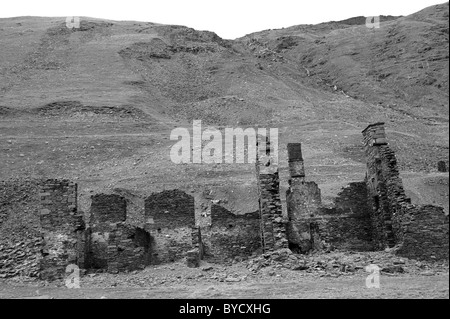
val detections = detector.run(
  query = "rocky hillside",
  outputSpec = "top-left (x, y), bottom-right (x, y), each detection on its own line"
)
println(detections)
top-left (240, 3), bottom-right (448, 121)
top-left (0, 3), bottom-right (448, 219)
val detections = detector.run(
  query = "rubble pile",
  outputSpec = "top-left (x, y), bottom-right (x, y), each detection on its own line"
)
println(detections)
top-left (246, 249), bottom-right (449, 276)
top-left (0, 238), bottom-right (42, 278)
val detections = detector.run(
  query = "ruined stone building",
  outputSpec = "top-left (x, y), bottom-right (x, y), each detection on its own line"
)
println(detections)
top-left (39, 186), bottom-right (152, 279)
top-left (285, 143), bottom-right (374, 254)
top-left (39, 180), bottom-right (86, 280)
top-left (256, 134), bottom-right (288, 252)
top-left (0, 122), bottom-right (448, 280)
top-left (362, 123), bottom-right (448, 260)
top-left (284, 123), bottom-right (448, 260)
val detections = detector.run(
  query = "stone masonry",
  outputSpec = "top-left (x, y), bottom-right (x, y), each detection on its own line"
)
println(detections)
top-left (362, 123), bottom-right (397, 248)
top-left (255, 134), bottom-right (288, 252)
top-left (286, 143), bottom-right (320, 253)
top-left (363, 123), bottom-right (449, 260)
top-left (87, 194), bottom-right (127, 269)
top-left (86, 194), bottom-right (151, 272)
top-left (311, 182), bottom-right (373, 252)
top-left (3, 122), bottom-right (448, 280)
top-left (144, 190), bottom-right (197, 264)
top-left (39, 179), bottom-right (86, 280)
top-left (205, 205), bottom-right (261, 261)
top-left (285, 144), bottom-right (373, 253)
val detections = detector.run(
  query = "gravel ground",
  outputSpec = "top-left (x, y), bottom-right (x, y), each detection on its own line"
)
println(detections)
top-left (1, 249), bottom-right (448, 299)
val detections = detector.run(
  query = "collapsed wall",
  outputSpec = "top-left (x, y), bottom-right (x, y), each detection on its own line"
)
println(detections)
top-left (286, 143), bottom-right (319, 253)
top-left (86, 194), bottom-right (151, 272)
top-left (39, 179), bottom-right (86, 280)
top-left (3, 122), bottom-right (448, 279)
top-left (285, 143), bottom-right (373, 253)
top-left (187, 226), bottom-right (204, 267)
top-left (363, 123), bottom-right (449, 260)
top-left (144, 190), bottom-right (196, 264)
top-left (256, 135), bottom-right (288, 251)
top-left (312, 182), bottom-right (373, 252)
top-left (286, 179), bottom-right (321, 252)
top-left (201, 205), bottom-right (261, 262)
top-left (0, 179), bottom-right (43, 278)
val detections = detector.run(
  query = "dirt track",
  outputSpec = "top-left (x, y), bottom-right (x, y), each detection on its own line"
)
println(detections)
top-left (1, 273), bottom-right (448, 299)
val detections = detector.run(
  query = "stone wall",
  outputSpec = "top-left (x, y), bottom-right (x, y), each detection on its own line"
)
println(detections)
top-left (0, 179), bottom-right (42, 278)
top-left (393, 204), bottom-right (449, 260)
top-left (285, 143), bottom-right (322, 253)
top-left (191, 226), bottom-right (204, 259)
top-left (363, 123), bottom-right (397, 248)
top-left (286, 177), bottom-right (322, 253)
top-left (86, 193), bottom-right (151, 271)
top-left (256, 135), bottom-right (288, 252)
top-left (312, 182), bottom-right (373, 252)
top-left (287, 181), bottom-right (374, 253)
top-left (186, 226), bottom-right (204, 268)
top-left (90, 194), bottom-right (127, 225)
top-left (144, 190), bottom-right (196, 264)
top-left (105, 223), bottom-right (151, 273)
top-left (87, 194), bottom-right (127, 269)
top-left (201, 205), bottom-right (261, 262)
top-left (363, 122), bottom-right (449, 260)
top-left (286, 143), bottom-right (373, 253)
top-left (39, 179), bottom-right (86, 280)
top-left (3, 122), bottom-right (447, 279)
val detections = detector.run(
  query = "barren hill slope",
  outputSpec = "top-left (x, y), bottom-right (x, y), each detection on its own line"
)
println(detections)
top-left (0, 3), bottom-right (448, 224)
top-left (240, 2), bottom-right (449, 122)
